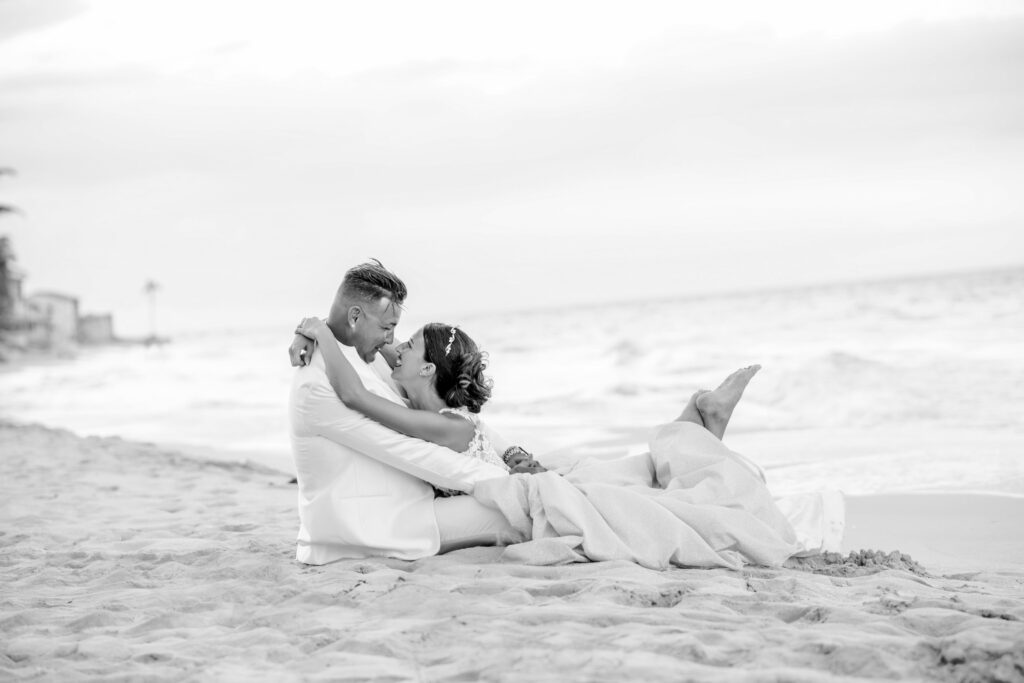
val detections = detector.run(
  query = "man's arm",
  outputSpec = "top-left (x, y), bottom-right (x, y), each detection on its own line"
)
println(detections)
top-left (295, 379), bottom-right (509, 493)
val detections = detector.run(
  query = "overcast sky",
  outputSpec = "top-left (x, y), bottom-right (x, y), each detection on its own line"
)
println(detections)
top-left (1, 0), bottom-right (1022, 336)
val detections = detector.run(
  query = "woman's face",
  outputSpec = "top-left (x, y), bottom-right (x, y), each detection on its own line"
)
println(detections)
top-left (390, 328), bottom-right (428, 388)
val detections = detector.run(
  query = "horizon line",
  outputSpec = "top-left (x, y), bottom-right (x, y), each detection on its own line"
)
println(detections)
top-left (456, 261), bottom-right (1024, 321)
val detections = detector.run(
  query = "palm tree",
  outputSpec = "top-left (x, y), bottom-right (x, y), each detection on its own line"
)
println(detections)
top-left (143, 279), bottom-right (160, 342)
top-left (0, 236), bottom-right (15, 331)
top-left (0, 168), bottom-right (20, 334)
top-left (0, 167), bottom-right (17, 216)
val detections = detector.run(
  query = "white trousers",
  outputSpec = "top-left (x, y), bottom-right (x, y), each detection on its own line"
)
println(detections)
top-left (433, 495), bottom-right (520, 554)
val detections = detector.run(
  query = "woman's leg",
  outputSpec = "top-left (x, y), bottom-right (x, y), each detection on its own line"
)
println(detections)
top-left (695, 365), bottom-right (761, 440)
top-left (674, 389), bottom-right (709, 426)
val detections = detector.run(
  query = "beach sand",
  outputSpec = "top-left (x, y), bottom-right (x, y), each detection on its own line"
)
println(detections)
top-left (2, 421), bottom-right (1023, 682)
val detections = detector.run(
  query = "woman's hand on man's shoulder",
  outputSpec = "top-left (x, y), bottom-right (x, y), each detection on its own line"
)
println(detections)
top-left (289, 316), bottom-right (327, 367)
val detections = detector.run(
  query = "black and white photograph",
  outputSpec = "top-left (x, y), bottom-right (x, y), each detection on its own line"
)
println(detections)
top-left (1, 1), bottom-right (1022, 680)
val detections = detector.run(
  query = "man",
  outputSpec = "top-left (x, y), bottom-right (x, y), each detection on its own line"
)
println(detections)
top-left (288, 260), bottom-right (522, 564)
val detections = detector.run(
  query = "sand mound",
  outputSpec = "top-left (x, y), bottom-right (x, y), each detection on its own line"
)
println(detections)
top-left (787, 549), bottom-right (928, 577)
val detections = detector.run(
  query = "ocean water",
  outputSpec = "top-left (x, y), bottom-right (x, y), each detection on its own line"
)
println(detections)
top-left (2, 267), bottom-right (1022, 497)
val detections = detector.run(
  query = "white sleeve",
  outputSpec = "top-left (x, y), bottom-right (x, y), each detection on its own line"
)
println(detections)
top-left (295, 380), bottom-right (509, 493)
top-left (480, 422), bottom-right (511, 456)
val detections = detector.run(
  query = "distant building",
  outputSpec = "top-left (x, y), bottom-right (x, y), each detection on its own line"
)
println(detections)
top-left (1, 268), bottom-right (48, 349)
top-left (1, 269), bottom-right (119, 351)
top-left (78, 313), bottom-right (115, 344)
top-left (26, 291), bottom-right (79, 349)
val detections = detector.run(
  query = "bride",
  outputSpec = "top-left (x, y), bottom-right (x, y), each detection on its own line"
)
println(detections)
top-left (291, 319), bottom-right (841, 568)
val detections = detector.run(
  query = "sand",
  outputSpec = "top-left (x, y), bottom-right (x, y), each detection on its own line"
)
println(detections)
top-left (2, 421), bottom-right (1023, 682)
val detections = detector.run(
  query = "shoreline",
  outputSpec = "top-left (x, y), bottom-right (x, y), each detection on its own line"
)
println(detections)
top-left (3, 416), bottom-right (1023, 503)
top-left (0, 333), bottom-right (172, 372)
top-left (3, 421), bottom-right (1023, 680)
top-left (843, 492), bottom-right (1024, 575)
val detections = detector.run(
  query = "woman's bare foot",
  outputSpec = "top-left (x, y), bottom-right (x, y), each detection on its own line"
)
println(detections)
top-left (696, 365), bottom-right (761, 440)
top-left (675, 389), bottom-right (710, 426)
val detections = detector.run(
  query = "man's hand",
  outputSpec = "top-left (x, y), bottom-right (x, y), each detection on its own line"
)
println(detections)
top-left (289, 334), bottom-right (316, 367)
top-left (502, 446), bottom-right (548, 474)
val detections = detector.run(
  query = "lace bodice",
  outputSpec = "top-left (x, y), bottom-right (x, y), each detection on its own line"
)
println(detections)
top-left (438, 407), bottom-right (508, 470)
top-left (434, 407), bottom-right (509, 497)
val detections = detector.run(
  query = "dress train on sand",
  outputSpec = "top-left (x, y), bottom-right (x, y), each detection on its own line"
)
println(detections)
top-left (472, 422), bottom-right (844, 569)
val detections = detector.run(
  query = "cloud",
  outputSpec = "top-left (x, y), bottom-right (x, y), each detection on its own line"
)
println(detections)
top-left (217, 15), bottom-right (1021, 220)
top-left (5, 15), bottom-right (1021, 189)
top-left (2, 12), bottom-right (1022, 331)
top-left (0, 64), bottom-right (156, 94)
top-left (0, 0), bottom-right (86, 42)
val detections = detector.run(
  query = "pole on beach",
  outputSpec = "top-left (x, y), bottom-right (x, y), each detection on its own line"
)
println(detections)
top-left (143, 279), bottom-right (160, 344)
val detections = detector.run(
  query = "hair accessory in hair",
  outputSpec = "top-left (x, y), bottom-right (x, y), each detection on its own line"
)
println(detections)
top-left (444, 326), bottom-right (458, 357)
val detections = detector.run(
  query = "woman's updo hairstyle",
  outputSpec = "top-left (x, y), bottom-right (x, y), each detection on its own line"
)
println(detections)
top-left (421, 323), bottom-right (493, 413)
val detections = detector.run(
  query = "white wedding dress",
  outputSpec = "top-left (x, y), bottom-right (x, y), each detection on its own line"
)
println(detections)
top-left (469, 421), bottom-right (844, 570)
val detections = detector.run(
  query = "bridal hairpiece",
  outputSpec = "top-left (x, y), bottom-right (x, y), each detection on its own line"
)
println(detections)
top-left (444, 326), bottom-right (458, 357)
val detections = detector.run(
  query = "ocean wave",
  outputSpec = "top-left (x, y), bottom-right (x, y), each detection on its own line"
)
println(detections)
top-left (3, 267), bottom-right (1022, 495)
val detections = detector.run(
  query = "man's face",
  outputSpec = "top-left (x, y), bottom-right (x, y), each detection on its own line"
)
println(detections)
top-left (352, 298), bottom-right (401, 362)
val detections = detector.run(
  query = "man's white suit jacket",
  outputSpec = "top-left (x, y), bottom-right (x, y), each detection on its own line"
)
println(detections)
top-left (289, 341), bottom-right (509, 564)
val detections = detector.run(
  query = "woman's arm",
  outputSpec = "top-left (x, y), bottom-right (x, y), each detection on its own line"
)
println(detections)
top-left (289, 329), bottom-right (397, 370)
top-left (296, 317), bottom-right (474, 452)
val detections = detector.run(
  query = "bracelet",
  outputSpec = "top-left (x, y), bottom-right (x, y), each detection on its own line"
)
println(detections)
top-left (502, 446), bottom-right (532, 466)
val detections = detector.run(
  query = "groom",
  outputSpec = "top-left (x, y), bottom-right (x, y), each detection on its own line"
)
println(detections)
top-left (288, 260), bottom-right (523, 564)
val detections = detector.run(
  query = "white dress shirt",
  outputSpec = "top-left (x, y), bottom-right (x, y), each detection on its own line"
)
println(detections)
top-left (289, 341), bottom-right (509, 564)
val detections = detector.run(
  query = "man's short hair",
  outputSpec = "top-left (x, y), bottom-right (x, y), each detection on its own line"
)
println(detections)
top-left (340, 259), bottom-right (408, 307)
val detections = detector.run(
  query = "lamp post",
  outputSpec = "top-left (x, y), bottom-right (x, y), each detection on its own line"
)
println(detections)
top-left (143, 279), bottom-right (160, 343)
